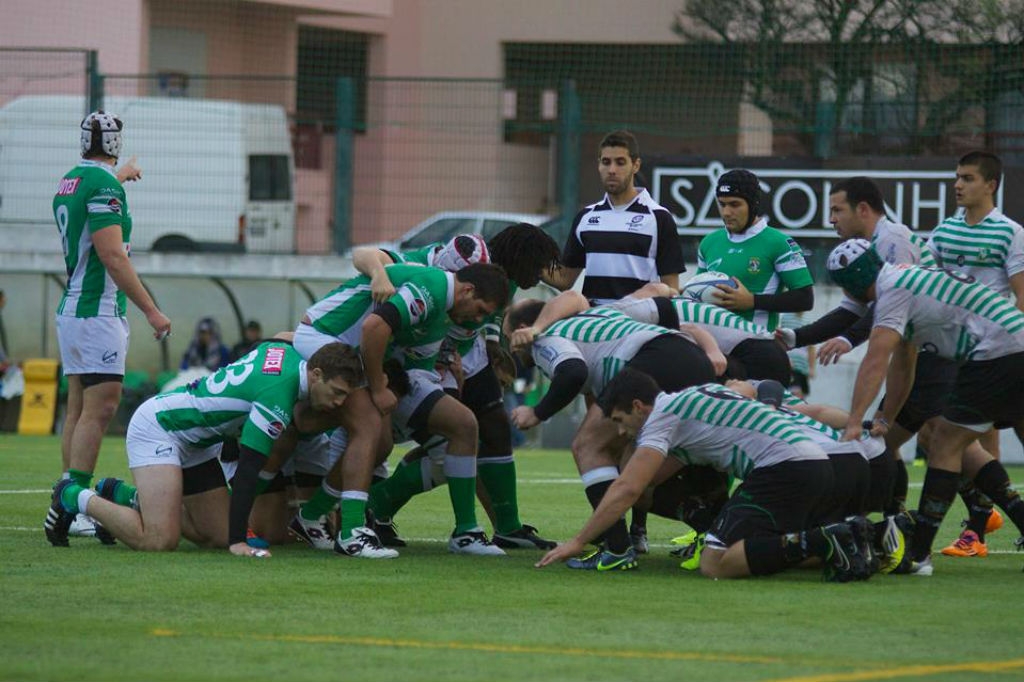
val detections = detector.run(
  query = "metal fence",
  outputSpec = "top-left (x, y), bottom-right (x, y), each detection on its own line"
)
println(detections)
top-left (2, 42), bottom-right (1023, 257)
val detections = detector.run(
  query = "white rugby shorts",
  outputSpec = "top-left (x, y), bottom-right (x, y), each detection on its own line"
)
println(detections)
top-left (56, 314), bottom-right (129, 375)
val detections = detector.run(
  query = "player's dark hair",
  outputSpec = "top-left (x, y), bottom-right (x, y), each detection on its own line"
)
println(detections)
top-left (598, 367), bottom-right (660, 417)
top-left (505, 299), bottom-right (546, 332)
top-left (599, 130), bottom-right (640, 160)
top-left (487, 222), bottom-right (561, 289)
top-left (958, 151), bottom-right (1002, 193)
top-left (308, 342), bottom-right (365, 386)
top-left (454, 263), bottom-right (510, 308)
top-left (831, 176), bottom-right (885, 214)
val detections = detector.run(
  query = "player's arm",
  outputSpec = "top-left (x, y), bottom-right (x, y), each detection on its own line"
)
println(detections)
top-left (536, 446), bottom-right (663, 567)
top-left (352, 247), bottom-right (399, 303)
top-left (512, 357), bottom-right (588, 430)
top-left (680, 323), bottom-right (727, 376)
top-left (510, 290), bottom-right (589, 349)
top-left (876, 338), bottom-right (917, 434)
top-left (792, 402), bottom-right (849, 429)
top-left (230, 395), bottom-right (296, 557)
top-left (92, 225), bottom-right (170, 338)
top-left (360, 309), bottom-right (398, 414)
top-left (751, 238), bottom-right (815, 313)
top-left (843, 326), bottom-right (902, 440)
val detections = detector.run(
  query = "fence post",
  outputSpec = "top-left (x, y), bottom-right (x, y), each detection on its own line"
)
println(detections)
top-left (86, 50), bottom-right (103, 114)
top-left (557, 79), bottom-right (581, 227)
top-left (333, 77), bottom-right (355, 254)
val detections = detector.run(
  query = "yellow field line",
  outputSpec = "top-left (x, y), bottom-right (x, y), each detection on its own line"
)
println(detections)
top-left (762, 657), bottom-right (1024, 682)
top-left (150, 628), bottom-right (780, 664)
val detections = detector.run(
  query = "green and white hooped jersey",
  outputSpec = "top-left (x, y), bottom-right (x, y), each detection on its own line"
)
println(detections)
top-left (927, 208), bottom-right (1024, 298)
top-left (635, 385), bottom-right (827, 479)
top-left (696, 219), bottom-right (813, 330)
top-left (873, 263), bottom-right (1024, 361)
top-left (303, 264), bottom-right (454, 370)
top-left (609, 296), bottom-right (770, 354)
top-left (152, 342), bottom-right (307, 456)
top-left (53, 161), bottom-right (131, 318)
top-left (532, 307), bottom-right (678, 396)
top-left (771, 403), bottom-right (884, 460)
top-left (839, 217), bottom-right (936, 316)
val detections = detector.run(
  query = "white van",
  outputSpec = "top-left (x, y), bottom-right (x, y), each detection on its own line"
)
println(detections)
top-left (0, 95), bottom-right (294, 253)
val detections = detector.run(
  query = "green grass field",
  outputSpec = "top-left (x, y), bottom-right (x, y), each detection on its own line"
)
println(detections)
top-left (2, 434), bottom-right (1023, 682)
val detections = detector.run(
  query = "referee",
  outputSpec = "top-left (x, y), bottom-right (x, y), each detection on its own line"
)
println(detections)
top-left (544, 130), bottom-right (686, 303)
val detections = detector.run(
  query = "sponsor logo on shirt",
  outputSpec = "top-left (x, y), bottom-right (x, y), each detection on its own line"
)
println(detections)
top-left (588, 216), bottom-right (601, 225)
top-left (262, 346), bottom-right (285, 375)
top-left (408, 298), bottom-right (428, 325)
top-left (56, 178), bottom-right (81, 196)
top-left (155, 445), bottom-right (173, 458)
top-left (107, 197), bottom-right (121, 214)
top-left (267, 420), bottom-right (285, 438)
top-left (102, 350), bottom-right (118, 364)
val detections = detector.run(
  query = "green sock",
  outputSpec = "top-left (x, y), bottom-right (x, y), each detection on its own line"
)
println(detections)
top-left (68, 469), bottom-right (93, 488)
top-left (339, 494), bottom-right (368, 540)
top-left (112, 481), bottom-right (137, 507)
top-left (368, 459), bottom-right (427, 519)
top-left (301, 483), bottom-right (341, 521)
top-left (478, 457), bottom-right (521, 534)
top-left (60, 482), bottom-right (85, 514)
top-left (445, 454), bottom-right (479, 535)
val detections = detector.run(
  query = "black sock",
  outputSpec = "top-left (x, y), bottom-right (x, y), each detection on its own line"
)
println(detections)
top-left (887, 458), bottom-right (909, 515)
top-left (585, 480), bottom-right (631, 553)
top-left (912, 468), bottom-right (959, 560)
top-left (745, 536), bottom-right (790, 575)
top-left (630, 508), bottom-right (648, 532)
top-left (973, 460), bottom-right (1024, 535)
top-left (780, 527), bottom-right (830, 563)
top-left (959, 478), bottom-right (993, 542)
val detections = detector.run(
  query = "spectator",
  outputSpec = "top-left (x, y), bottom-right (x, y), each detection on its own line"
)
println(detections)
top-left (180, 317), bottom-right (230, 372)
top-left (231, 319), bottom-right (263, 361)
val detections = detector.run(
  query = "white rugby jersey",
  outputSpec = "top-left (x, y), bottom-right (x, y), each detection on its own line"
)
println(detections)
top-left (609, 296), bottom-right (771, 354)
top-left (840, 216), bottom-right (936, 316)
top-left (532, 307), bottom-right (682, 396)
top-left (928, 208), bottom-right (1024, 299)
top-left (873, 263), bottom-right (1024, 361)
top-left (635, 385), bottom-right (827, 479)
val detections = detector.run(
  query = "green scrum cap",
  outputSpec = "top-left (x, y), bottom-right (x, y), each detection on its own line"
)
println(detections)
top-left (827, 238), bottom-right (882, 300)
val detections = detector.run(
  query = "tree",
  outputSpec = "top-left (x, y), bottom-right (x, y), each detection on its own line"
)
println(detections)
top-left (673, 0), bottom-right (1024, 156)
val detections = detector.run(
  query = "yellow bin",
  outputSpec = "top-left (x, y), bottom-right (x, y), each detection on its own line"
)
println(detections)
top-left (18, 359), bottom-right (60, 435)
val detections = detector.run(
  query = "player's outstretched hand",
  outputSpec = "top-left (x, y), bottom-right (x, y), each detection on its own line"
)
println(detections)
top-left (117, 156), bottom-right (143, 183)
top-left (229, 542), bottom-right (271, 558)
top-left (536, 539), bottom-right (584, 568)
top-left (818, 337), bottom-right (852, 365)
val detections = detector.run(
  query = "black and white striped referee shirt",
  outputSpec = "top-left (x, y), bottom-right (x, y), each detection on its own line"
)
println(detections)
top-left (562, 187), bottom-right (685, 304)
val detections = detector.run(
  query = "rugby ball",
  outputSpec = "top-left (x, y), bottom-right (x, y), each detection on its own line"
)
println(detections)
top-left (680, 271), bottom-right (738, 304)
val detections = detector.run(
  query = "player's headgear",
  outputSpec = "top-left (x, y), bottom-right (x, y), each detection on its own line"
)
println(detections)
top-left (716, 169), bottom-right (761, 228)
top-left (755, 380), bottom-right (786, 408)
top-left (827, 238), bottom-right (882, 301)
top-left (433, 234), bottom-right (490, 272)
top-left (80, 110), bottom-right (123, 159)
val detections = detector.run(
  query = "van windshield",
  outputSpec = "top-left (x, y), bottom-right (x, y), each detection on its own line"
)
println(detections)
top-left (249, 155), bottom-right (291, 201)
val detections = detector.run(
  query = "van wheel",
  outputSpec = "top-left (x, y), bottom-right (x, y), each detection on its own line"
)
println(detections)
top-left (152, 235), bottom-right (198, 252)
